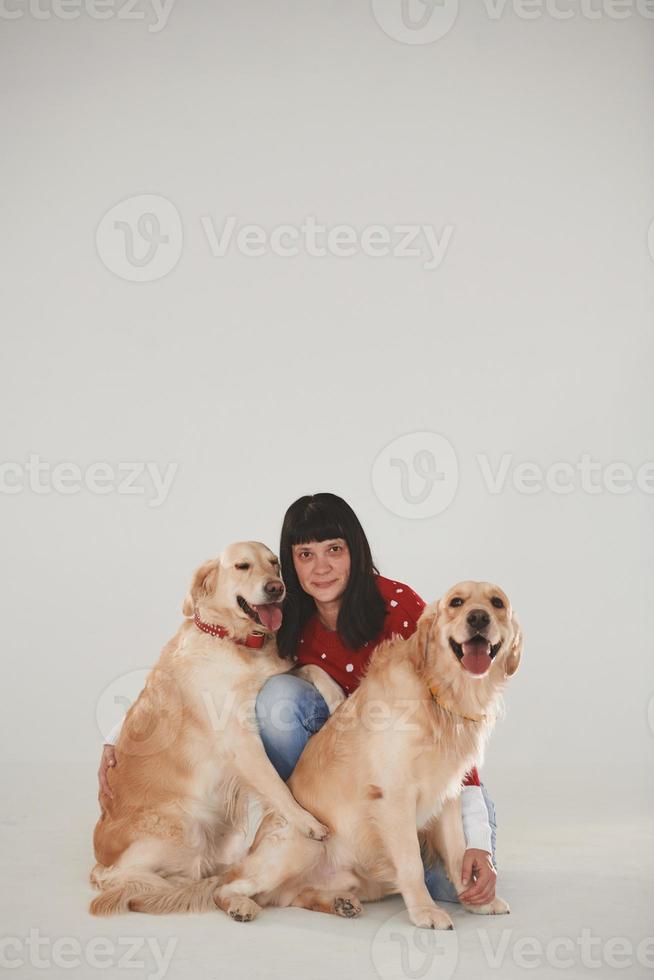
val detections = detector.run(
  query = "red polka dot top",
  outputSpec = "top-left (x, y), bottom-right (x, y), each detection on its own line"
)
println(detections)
top-left (294, 575), bottom-right (423, 694)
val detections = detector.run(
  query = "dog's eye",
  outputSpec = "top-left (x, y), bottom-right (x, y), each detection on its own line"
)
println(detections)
top-left (491, 597), bottom-right (504, 609)
top-left (449, 597), bottom-right (463, 607)
top-left (235, 563), bottom-right (250, 571)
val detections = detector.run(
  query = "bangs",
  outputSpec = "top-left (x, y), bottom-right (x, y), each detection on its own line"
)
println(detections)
top-left (285, 502), bottom-right (346, 547)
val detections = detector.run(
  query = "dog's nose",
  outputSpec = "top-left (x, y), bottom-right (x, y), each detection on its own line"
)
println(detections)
top-left (467, 608), bottom-right (490, 632)
top-left (264, 579), bottom-right (284, 599)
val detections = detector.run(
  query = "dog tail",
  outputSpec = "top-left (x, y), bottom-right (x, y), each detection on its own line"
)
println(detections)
top-left (89, 872), bottom-right (225, 917)
top-left (128, 875), bottom-right (224, 915)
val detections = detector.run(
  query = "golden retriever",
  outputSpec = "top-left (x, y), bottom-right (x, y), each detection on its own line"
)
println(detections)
top-left (90, 541), bottom-right (328, 916)
top-left (213, 581), bottom-right (523, 928)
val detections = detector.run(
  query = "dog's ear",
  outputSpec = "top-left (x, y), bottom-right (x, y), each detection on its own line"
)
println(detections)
top-left (415, 599), bottom-right (440, 663)
top-left (182, 559), bottom-right (220, 617)
top-left (504, 613), bottom-right (523, 677)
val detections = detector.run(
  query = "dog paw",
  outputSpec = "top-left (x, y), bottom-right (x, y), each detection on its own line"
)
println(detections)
top-left (333, 895), bottom-right (362, 918)
top-left (301, 814), bottom-right (330, 841)
top-left (325, 692), bottom-right (347, 715)
top-left (409, 905), bottom-right (454, 930)
top-left (226, 897), bottom-right (260, 922)
top-left (463, 895), bottom-right (510, 916)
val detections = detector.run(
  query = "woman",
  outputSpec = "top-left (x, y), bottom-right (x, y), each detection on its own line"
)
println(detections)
top-left (99, 493), bottom-right (498, 906)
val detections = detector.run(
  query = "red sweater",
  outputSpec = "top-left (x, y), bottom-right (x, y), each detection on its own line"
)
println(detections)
top-left (295, 574), bottom-right (479, 787)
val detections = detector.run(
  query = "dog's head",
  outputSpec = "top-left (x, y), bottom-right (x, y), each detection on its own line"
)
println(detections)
top-left (419, 581), bottom-right (523, 685)
top-left (182, 541), bottom-right (286, 636)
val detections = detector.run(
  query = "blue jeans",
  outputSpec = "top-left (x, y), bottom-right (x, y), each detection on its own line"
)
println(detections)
top-left (255, 673), bottom-right (498, 904)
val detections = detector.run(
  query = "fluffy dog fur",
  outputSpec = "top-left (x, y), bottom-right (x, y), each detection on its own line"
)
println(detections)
top-left (213, 581), bottom-right (523, 928)
top-left (90, 542), bottom-right (328, 916)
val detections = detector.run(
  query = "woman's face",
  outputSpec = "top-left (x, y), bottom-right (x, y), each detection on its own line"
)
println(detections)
top-left (292, 538), bottom-right (351, 605)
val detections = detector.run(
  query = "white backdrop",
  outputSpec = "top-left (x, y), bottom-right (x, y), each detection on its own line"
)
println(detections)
top-left (2, 0), bottom-right (653, 862)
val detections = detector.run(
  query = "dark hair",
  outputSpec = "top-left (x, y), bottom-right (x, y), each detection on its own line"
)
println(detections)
top-left (277, 493), bottom-right (386, 659)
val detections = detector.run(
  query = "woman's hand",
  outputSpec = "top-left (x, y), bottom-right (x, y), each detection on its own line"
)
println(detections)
top-left (98, 744), bottom-right (116, 799)
top-left (458, 848), bottom-right (497, 906)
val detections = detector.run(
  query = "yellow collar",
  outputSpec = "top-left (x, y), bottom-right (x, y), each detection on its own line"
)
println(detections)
top-left (429, 687), bottom-right (486, 723)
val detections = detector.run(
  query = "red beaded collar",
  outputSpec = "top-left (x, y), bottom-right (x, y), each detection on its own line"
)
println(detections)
top-left (194, 611), bottom-right (266, 649)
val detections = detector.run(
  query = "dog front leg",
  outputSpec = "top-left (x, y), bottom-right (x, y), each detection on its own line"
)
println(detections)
top-left (215, 814), bottom-right (322, 920)
top-left (376, 798), bottom-right (454, 930)
top-left (234, 735), bottom-right (329, 841)
top-left (428, 795), bottom-right (509, 916)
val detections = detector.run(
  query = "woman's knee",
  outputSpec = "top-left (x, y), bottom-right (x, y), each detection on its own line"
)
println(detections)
top-left (255, 673), bottom-right (329, 781)
top-left (255, 673), bottom-right (329, 738)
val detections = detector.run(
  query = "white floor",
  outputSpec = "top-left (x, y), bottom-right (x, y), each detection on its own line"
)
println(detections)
top-left (2, 765), bottom-right (652, 980)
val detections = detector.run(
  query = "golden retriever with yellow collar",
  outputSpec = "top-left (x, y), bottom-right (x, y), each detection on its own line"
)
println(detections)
top-left (90, 542), bottom-right (328, 916)
top-left (214, 581), bottom-right (523, 928)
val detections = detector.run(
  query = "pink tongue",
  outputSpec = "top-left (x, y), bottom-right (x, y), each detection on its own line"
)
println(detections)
top-left (461, 640), bottom-right (492, 675)
top-left (253, 604), bottom-right (283, 632)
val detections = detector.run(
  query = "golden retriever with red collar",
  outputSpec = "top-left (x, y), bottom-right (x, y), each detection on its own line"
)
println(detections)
top-left (90, 542), bottom-right (328, 916)
top-left (213, 581), bottom-right (523, 928)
